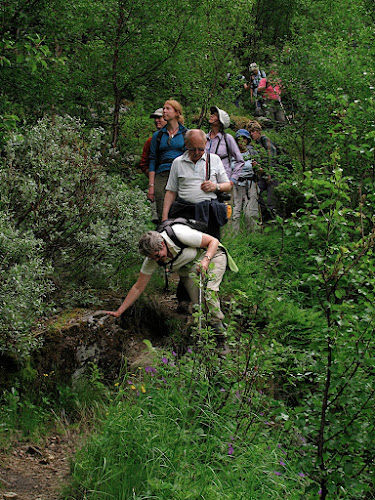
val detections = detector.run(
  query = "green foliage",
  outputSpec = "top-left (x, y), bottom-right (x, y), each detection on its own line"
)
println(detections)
top-left (2, 115), bottom-right (150, 290)
top-left (0, 211), bottom-right (53, 358)
top-left (278, 0), bottom-right (375, 178)
top-left (1, 114), bottom-right (150, 359)
top-left (283, 166), bottom-right (375, 497)
top-left (0, 368), bottom-right (110, 448)
top-left (222, 161), bottom-right (375, 498)
top-left (67, 347), bottom-right (310, 499)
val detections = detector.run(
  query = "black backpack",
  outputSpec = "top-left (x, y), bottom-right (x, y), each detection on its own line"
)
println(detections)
top-left (156, 217), bottom-right (207, 253)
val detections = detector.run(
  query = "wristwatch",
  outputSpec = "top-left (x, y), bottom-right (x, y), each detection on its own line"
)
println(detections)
top-left (216, 183), bottom-right (221, 192)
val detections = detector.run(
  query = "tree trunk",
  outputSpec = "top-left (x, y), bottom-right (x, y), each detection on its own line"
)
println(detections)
top-left (111, 1), bottom-right (125, 150)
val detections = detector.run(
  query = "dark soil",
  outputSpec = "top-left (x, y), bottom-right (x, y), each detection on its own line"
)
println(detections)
top-left (0, 431), bottom-right (79, 500)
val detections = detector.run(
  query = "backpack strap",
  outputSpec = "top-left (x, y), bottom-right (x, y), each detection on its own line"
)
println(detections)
top-left (223, 133), bottom-right (232, 164)
top-left (155, 129), bottom-right (164, 168)
top-left (156, 219), bottom-right (188, 292)
top-left (214, 133), bottom-right (231, 163)
top-left (155, 126), bottom-right (187, 168)
top-left (162, 224), bottom-right (188, 251)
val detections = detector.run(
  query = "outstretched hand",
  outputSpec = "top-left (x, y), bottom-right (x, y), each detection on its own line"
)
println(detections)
top-left (104, 310), bottom-right (121, 318)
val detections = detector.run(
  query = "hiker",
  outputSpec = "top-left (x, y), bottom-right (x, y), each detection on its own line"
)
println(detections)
top-left (232, 129), bottom-right (260, 232)
top-left (257, 70), bottom-right (286, 124)
top-left (148, 100), bottom-right (187, 222)
top-left (162, 129), bottom-right (232, 240)
top-left (139, 107), bottom-right (167, 223)
top-left (139, 108), bottom-right (167, 177)
top-left (249, 121), bottom-right (279, 217)
top-left (205, 106), bottom-right (244, 184)
top-left (244, 62), bottom-right (266, 116)
top-left (104, 223), bottom-right (237, 350)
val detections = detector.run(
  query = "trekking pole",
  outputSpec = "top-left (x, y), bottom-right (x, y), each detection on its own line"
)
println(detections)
top-left (198, 272), bottom-right (203, 334)
top-left (205, 146), bottom-right (211, 181)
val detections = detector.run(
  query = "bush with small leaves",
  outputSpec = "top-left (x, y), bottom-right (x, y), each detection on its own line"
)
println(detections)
top-left (2, 115), bottom-right (150, 291)
top-left (0, 211), bottom-right (53, 358)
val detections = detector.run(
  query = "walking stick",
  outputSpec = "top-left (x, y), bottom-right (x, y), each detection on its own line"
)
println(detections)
top-left (198, 273), bottom-right (203, 334)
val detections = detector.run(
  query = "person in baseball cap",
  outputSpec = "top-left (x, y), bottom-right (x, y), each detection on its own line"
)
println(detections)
top-left (139, 108), bottom-right (167, 223)
top-left (150, 108), bottom-right (163, 119)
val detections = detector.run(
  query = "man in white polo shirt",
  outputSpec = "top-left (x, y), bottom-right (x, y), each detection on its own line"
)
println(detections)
top-left (162, 129), bottom-right (232, 240)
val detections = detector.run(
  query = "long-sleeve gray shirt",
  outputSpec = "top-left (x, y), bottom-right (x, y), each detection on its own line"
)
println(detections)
top-left (205, 132), bottom-right (244, 183)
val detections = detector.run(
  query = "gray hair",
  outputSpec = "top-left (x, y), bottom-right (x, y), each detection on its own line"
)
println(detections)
top-left (185, 129), bottom-right (206, 146)
top-left (138, 231), bottom-right (164, 257)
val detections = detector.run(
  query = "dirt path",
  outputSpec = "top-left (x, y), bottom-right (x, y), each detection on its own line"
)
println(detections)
top-left (0, 430), bottom-right (80, 500)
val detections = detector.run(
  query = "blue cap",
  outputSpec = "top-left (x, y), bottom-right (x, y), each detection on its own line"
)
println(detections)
top-left (235, 129), bottom-right (250, 140)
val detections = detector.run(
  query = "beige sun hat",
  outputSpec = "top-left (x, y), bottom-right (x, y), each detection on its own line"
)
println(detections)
top-left (210, 106), bottom-right (230, 129)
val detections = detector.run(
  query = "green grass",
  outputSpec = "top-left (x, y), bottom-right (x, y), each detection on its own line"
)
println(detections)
top-left (65, 345), bottom-right (312, 499)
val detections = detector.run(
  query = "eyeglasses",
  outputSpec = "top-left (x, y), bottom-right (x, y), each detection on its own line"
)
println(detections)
top-left (188, 147), bottom-right (205, 152)
top-left (150, 251), bottom-right (160, 259)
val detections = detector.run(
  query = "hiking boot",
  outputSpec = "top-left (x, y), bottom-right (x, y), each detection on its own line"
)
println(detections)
top-left (176, 301), bottom-right (191, 315)
top-left (217, 343), bottom-right (232, 357)
top-left (211, 322), bottom-right (231, 357)
top-left (210, 321), bottom-right (226, 335)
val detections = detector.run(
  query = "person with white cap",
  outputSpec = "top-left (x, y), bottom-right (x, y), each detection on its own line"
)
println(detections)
top-left (205, 106), bottom-right (244, 184)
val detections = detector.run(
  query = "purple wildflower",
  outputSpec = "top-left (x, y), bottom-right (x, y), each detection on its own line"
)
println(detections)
top-left (273, 471), bottom-right (282, 476)
top-left (318, 489), bottom-right (322, 496)
top-left (220, 387), bottom-right (226, 393)
top-left (187, 348), bottom-right (193, 354)
top-left (145, 366), bottom-right (156, 375)
top-left (172, 351), bottom-right (177, 356)
top-left (161, 357), bottom-right (168, 364)
top-left (277, 444), bottom-right (287, 454)
top-left (228, 444), bottom-right (234, 456)
top-left (279, 461), bottom-right (286, 466)
top-left (298, 473), bottom-right (306, 478)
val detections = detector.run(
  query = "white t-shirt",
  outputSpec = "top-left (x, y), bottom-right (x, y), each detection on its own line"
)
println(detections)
top-left (140, 224), bottom-right (204, 276)
top-left (165, 151), bottom-right (229, 203)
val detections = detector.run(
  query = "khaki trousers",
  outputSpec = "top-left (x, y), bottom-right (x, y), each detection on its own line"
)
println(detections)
top-left (154, 171), bottom-right (170, 222)
top-left (179, 248), bottom-right (227, 324)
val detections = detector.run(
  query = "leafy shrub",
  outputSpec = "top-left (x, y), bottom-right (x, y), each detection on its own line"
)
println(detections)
top-left (273, 180), bottom-right (305, 219)
top-left (2, 115), bottom-right (150, 291)
top-left (0, 211), bottom-right (53, 358)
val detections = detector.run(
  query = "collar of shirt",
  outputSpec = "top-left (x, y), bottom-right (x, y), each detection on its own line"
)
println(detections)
top-left (206, 131), bottom-right (223, 141)
top-left (182, 150), bottom-right (207, 164)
